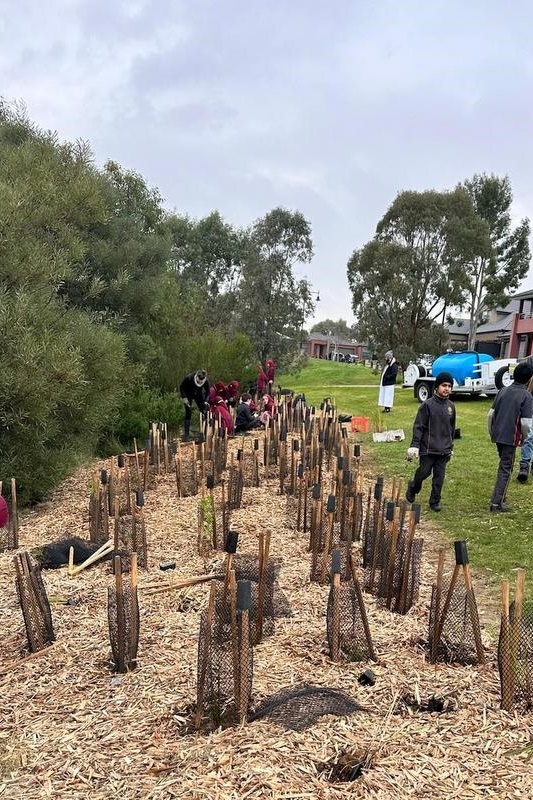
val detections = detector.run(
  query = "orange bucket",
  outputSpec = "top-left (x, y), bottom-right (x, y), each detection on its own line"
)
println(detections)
top-left (350, 416), bottom-right (370, 433)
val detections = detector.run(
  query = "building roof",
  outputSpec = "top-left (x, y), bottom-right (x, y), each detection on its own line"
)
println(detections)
top-left (475, 312), bottom-right (515, 334)
top-left (447, 318), bottom-right (470, 336)
top-left (307, 334), bottom-right (365, 347)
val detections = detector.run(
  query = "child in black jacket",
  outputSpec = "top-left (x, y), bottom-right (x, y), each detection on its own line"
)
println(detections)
top-left (405, 371), bottom-right (456, 512)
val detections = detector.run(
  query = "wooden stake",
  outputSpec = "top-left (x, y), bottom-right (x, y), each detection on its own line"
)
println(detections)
top-left (431, 548), bottom-right (446, 662)
top-left (348, 550), bottom-right (376, 661)
top-left (500, 579), bottom-right (513, 711)
top-left (463, 562), bottom-right (485, 664)
top-left (70, 540), bottom-right (114, 577)
top-left (194, 581), bottom-right (216, 729)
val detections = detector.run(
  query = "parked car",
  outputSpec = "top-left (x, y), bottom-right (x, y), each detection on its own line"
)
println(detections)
top-left (346, 354), bottom-right (359, 364)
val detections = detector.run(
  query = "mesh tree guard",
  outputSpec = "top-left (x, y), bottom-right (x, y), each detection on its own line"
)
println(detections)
top-left (326, 565), bottom-right (376, 663)
top-left (213, 548), bottom-right (292, 639)
top-left (110, 507), bottom-right (148, 570)
top-left (263, 424), bottom-right (279, 477)
top-left (107, 555), bottom-right (140, 673)
top-left (107, 456), bottom-right (132, 516)
top-left (365, 501), bottom-right (423, 614)
top-left (14, 552), bottom-right (55, 653)
top-left (428, 544), bottom-right (484, 665)
top-left (89, 477), bottom-right (110, 546)
top-left (195, 581), bottom-right (254, 729)
top-left (499, 570), bottom-right (533, 711)
top-left (227, 465), bottom-right (244, 510)
top-left (250, 684), bottom-right (363, 731)
top-left (240, 441), bottom-right (261, 487)
top-left (175, 444), bottom-right (198, 497)
top-left (310, 545), bottom-right (351, 585)
top-left (348, 491), bottom-right (364, 543)
top-left (197, 493), bottom-right (216, 557)
top-left (213, 429), bottom-right (228, 482)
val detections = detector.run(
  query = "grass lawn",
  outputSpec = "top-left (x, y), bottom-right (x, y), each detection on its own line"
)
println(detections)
top-left (279, 358), bottom-right (533, 592)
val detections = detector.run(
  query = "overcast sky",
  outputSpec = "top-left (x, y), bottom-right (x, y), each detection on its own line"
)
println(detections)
top-left (2, 0), bottom-right (533, 326)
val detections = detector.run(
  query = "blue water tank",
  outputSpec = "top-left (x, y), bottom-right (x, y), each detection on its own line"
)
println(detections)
top-left (431, 351), bottom-right (493, 385)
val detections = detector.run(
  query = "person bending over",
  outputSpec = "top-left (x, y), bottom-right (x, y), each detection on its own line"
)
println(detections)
top-left (235, 393), bottom-right (264, 434)
top-left (180, 369), bottom-right (209, 440)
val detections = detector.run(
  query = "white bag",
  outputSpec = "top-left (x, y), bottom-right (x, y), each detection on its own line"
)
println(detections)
top-left (372, 429), bottom-right (405, 443)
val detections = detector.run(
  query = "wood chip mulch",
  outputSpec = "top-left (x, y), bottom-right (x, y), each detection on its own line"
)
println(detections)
top-left (1, 439), bottom-right (533, 800)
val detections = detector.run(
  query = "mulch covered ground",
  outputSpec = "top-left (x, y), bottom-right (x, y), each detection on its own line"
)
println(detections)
top-left (1, 436), bottom-right (533, 800)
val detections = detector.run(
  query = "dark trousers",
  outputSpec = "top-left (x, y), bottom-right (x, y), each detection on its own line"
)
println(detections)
top-left (411, 454), bottom-right (448, 506)
top-left (491, 443), bottom-right (516, 506)
top-left (184, 399), bottom-right (205, 435)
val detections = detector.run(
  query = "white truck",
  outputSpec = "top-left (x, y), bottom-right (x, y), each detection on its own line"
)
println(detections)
top-left (403, 351), bottom-right (518, 403)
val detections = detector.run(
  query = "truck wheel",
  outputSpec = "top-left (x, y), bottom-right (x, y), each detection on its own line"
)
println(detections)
top-left (494, 365), bottom-right (512, 390)
top-left (416, 382), bottom-right (432, 403)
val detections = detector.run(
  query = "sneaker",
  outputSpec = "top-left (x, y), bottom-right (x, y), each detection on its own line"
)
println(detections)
top-left (517, 464), bottom-right (529, 483)
top-left (406, 483), bottom-right (416, 503)
top-left (429, 503), bottom-right (441, 512)
top-left (384, 407), bottom-right (391, 413)
top-left (489, 503), bottom-right (511, 513)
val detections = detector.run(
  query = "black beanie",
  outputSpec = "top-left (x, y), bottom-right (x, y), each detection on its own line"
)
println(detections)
top-left (434, 371), bottom-right (454, 388)
top-left (513, 362), bottom-right (533, 385)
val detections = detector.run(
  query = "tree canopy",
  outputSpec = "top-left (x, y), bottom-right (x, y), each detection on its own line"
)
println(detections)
top-left (347, 188), bottom-right (494, 361)
top-left (0, 100), bottom-right (317, 501)
top-left (459, 173), bottom-right (531, 348)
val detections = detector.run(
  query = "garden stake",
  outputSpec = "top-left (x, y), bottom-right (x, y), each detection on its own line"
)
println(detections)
top-left (224, 531), bottom-right (239, 595)
top-left (433, 555), bottom-right (461, 650)
top-left (500, 579), bottom-right (513, 710)
top-left (237, 580), bottom-right (252, 724)
top-left (460, 542), bottom-right (485, 664)
top-left (348, 549), bottom-right (376, 661)
top-left (296, 464), bottom-right (305, 531)
top-left (229, 569), bottom-right (240, 709)
top-left (330, 549), bottom-right (342, 662)
top-left (255, 529), bottom-right (271, 644)
top-left (142, 573), bottom-right (216, 595)
top-left (509, 569), bottom-right (526, 700)
top-left (397, 508), bottom-right (418, 615)
top-left (113, 498), bottom-right (120, 553)
top-left (430, 548), bottom-right (446, 662)
top-left (133, 438), bottom-right (142, 489)
top-left (309, 483), bottom-right (322, 552)
top-left (114, 555), bottom-right (126, 672)
top-left (319, 495), bottom-right (336, 584)
top-left (70, 539), bottom-right (114, 577)
top-left (385, 506), bottom-right (400, 610)
top-left (142, 443), bottom-right (149, 491)
top-left (194, 581), bottom-right (216, 729)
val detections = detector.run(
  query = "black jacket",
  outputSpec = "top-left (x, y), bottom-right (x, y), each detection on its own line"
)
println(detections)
top-left (411, 394), bottom-right (455, 456)
top-left (235, 402), bottom-right (255, 431)
top-left (180, 373), bottom-right (210, 407)
top-left (488, 382), bottom-right (533, 446)
top-left (381, 360), bottom-right (399, 386)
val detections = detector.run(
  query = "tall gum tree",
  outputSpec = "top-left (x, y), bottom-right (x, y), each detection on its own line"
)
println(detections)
top-left (235, 208), bottom-right (315, 364)
top-left (347, 188), bottom-right (490, 361)
top-left (459, 174), bottom-right (531, 350)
